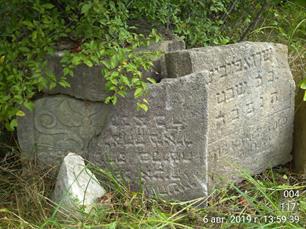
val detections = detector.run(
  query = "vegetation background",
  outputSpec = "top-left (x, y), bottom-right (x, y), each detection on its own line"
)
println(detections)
top-left (0, 0), bottom-right (305, 228)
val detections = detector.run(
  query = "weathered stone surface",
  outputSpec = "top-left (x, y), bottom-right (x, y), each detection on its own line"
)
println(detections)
top-left (166, 42), bottom-right (295, 185)
top-left (46, 57), bottom-right (109, 102)
top-left (141, 39), bottom-right (185, 81)
top-left (89, 42), bottom-right (295, 200)
top-left (53, 153), bottom-right (106, 215)
top-left (89, 75), bottom-right (208, 200)
top-left (46, 40), bottom-right (185, 101)
top-left (293, 99), bottom-right (306, 174)
top-left (17, 95), bottom-right (109, 168)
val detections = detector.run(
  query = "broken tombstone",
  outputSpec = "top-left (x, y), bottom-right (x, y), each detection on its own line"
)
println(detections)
top-left (88, 42), bottom-right (295, 200)
top-left (52, 152), bottom-right (106, 217)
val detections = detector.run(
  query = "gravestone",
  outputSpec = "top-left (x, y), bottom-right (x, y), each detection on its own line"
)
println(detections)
top-left (46, 40), bottom-right (185, 101)
top-left (89, 75), bottom-right (209, 200)
top-left (88, 42), bottom-right (295, 200)
top-left (166, 42), bottom-right (295, 183)
top-left (17, 41), bottom-right (295, 201)
top-left (17, 95), bottom-right (109, 167)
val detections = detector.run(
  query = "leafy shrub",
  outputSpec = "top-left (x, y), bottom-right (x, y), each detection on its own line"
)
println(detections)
top-left (0, 0), bottom-right (160, 131)
top-left (0, 0), bottom-right (305, 131)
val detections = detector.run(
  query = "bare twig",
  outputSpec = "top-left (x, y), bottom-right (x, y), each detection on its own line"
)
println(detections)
top-left (239, 1), bottom-right (271, 41)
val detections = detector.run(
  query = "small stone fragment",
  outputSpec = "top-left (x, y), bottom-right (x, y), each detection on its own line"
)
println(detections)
top-left (52, 153), bottom-right (106, 216)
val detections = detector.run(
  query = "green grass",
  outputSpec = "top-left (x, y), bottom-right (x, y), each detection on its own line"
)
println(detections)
top-left (0, 151), bottom-right (305, 229)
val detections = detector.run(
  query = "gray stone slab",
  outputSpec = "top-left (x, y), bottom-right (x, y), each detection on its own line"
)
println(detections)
top-left (17, 95), bottom-right (109, 168)
top-left (88, 75), bottom-right (208, 200)
top-left (46, 58), bottom-right (109, 102)
top-left (166, 42), bottom-right (295, 186)
top-left (17, 42), bottom-right (294, 201)
top-left (141, 39), bottom-right (185, 81)
top-left (46, 40), bottom-right (185, 101)
top-left (88, 42), bottom-right (295, 200)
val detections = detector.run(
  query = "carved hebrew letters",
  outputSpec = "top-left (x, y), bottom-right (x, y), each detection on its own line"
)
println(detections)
top-left (204, 44), bottom-right (294, 187)
top-left (165, 42), bottom-right (294, 192)
top-left (89, 75), bottom-right (208, 200)
top-left (15, 42), bottom-right (291, 201)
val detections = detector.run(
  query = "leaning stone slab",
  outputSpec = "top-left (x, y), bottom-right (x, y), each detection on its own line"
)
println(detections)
top-left (89, 42), bottom-right (295, 201)
top-left (46, 40), bottom-right (185, 101)
top-left (52, 153), bottom-right (106, 216)
top-left (17, 95), bottom-right (109, 168)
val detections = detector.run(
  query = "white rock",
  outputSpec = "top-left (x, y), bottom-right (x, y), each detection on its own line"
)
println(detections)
top-left (52, 153), bottom-right (106, 215)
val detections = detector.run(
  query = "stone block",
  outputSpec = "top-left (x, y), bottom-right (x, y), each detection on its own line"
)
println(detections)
top-left (166, 42), bottom-right (295, 184)
top-left (46, 57), bottom-right (109, 102)
top-left (141, 39), bottom-right (185, 81)
top-left (17, 95), bottom-right (109, 168)
top-left (88, 42), bottom-right (295, 200)
top-left (46, 40), bottom-right (185, 101)
top-left (53, 153), bottom-right (106, 216)
top-left (88, 75), bottom-right (209, 200)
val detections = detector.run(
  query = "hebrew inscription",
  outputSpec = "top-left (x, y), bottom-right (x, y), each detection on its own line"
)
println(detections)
top-left (166, 42), bottom-right (295, 189)
top-left (89, 75), bottom-right (208, 200)
top-left (87, 42), bottom-right (294, 199)
top-left (17, 42), bottom-right (295, 201)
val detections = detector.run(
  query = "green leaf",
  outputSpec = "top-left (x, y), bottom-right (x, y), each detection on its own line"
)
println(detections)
top-left (32, 31), bottom-right (37, 40)
top-left (120, 76), bottom-right (130, 86)
top-left (112, 96), bottom-right (118, 105)
top-left (147, 77), bottom-right (156, 84)
top-left (137, 102), bottom-right (148, 112)
top-left (104, 96), bottom-right (112, 104)
top-left (7, 119), bottom-right (18, 131)
top-left (49, 81), bottom-right (57, 89)
top-left (19, 47), bottom-right (30, 53)
top-left (84, 59), bottom-right (93, 67)
top-left (42, 3), bottom-right (54, 9)
top-left (134, 87), bottom-right (143, 98)
top-left (300, 79), bottom-right (306, 89)
top-left (22, 21), bottom-right (34, 28)
top-left (63, 68), bottom-right (73, 76)
top-left (102, 60), bottom-right (111, 69)
top-left (0, 56), bottom-right (4, 64)
top-left (59, 80), bottom-right (71, 88)
top-left (110, 55), bottom-right (119, 69)
top-left (81, 3), bottom-right (92, 15)
top-left (131, 78), bottom-right (140, 85)
top-left (117, 90), bottom-right (126, 97)
top-left (143, 98), bottom-right (149, 104)
top-left (16, 110), bottom-right (25, 117)
top-left (110, 78), bottom-right (118, 85)
top-left (304, 91), bottom-right (306, 101)
top-left (72, 56), bottom-right (81, 65)
top-left (23, 101), bottom-right (33, 111)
